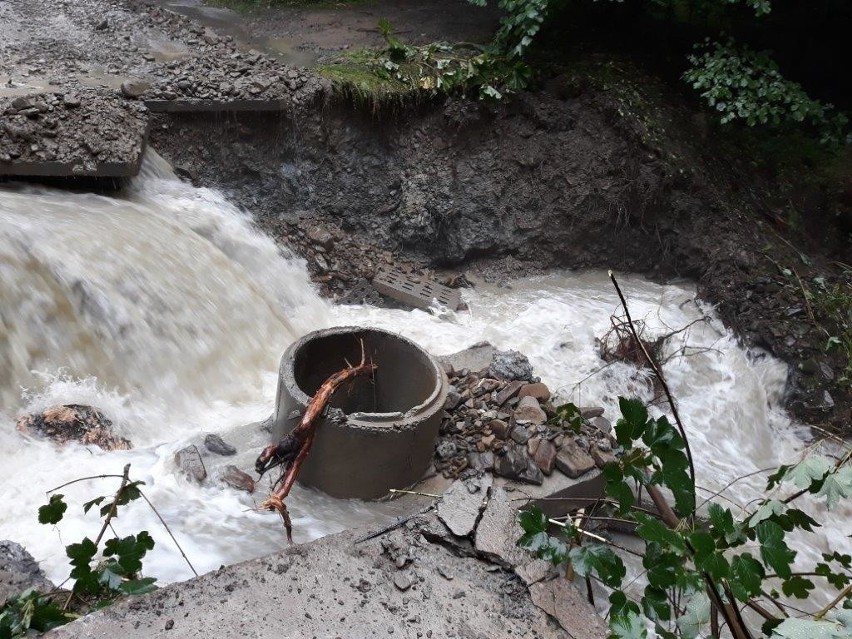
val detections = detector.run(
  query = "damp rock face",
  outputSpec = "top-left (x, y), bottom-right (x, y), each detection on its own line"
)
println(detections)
top-left (0, 541), bottom-right (54, 601)
top-left (16, 405), bottom-right (131, 451)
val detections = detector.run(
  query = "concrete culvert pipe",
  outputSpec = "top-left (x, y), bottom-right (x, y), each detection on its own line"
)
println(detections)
top-left (273, 326), bottom-right (448, 499)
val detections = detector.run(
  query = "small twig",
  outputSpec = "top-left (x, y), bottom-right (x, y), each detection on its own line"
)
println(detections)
top-left (46, 474), bottom-right (126, 494)
top-left (94, 464), bottom-right (130, 547)
top-left (815, 581), bottom-right (852, 621)
top-left (388, 489), bottom-right (440, 498)
top-left (138, 490), bottom-right (198, 577)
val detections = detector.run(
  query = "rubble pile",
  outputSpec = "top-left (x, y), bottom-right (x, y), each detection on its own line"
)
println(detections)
top-left (434, 352), bottom-right (617, 484)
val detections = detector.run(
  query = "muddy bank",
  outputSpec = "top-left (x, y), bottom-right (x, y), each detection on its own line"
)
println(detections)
top-left (150, 70), bottom-right (850, 433)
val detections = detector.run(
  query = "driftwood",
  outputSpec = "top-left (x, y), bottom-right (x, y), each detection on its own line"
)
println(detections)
top-left (254, 340), bottom-right (376, 542)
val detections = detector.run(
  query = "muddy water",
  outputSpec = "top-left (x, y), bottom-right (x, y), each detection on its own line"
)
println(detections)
top-left (0, 153), bottom-right (848, 594)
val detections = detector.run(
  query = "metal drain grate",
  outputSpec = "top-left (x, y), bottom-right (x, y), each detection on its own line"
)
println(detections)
top-left (372, 267), bottom-right (462, 311)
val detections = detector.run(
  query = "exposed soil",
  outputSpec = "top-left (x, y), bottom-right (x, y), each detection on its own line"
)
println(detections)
top-left (150, 65), bottom-right (850, 433)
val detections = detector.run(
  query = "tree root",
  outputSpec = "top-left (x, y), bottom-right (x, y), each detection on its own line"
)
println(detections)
top-left (254, 339), bottom-right (377, 542)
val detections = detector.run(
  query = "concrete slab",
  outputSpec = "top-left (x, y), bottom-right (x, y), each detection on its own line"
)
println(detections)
top-left (0, 90), bottom-right (148, 177)
top-left (494, 468), bottom-right (606, 519)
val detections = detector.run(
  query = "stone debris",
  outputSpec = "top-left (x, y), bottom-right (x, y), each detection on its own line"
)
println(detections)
top-left (433, 362), bottom-right (616, 483)
top-left (0, 89), bottom-right (148, 176)
top-left (436, 475), bottom-right (492, 537)
top-left (15, 404), bottom-right (131, 451)
top-left (204, 433), bottom-right (237, 456)
top-left (488, 349), bottom-right (536, 382)
top-left (218, 465), bottom-right (255, 493)
top-left (174, 445), bottom-right (207, 483)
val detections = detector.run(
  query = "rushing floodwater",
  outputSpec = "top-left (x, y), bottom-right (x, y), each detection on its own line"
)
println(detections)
top-left (0, 153), bottom-right (848, 600)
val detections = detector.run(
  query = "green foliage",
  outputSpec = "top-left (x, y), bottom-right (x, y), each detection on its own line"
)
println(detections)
top-left (0, 590), bottom-right (70, 638)
top-left (0, 470), bottom-right (160, 637)
top-left (516, 395), bottom-right (852, 639)
top-left (683, 39), bottom-right (847, 145)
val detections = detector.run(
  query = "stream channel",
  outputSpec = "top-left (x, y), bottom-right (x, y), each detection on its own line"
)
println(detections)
top-left (0, 152), bottom-right (848, 601)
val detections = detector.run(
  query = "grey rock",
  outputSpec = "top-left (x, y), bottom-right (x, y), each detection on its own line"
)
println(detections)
top-left (435, 440), bottom-right (457, 460)
top-left (529, 578), bottom-right (609, 638)
top-left (510, 425), bottom-right (532, 444)
top-left (490, 419), bottom-right (510, 439)
top-left (204, 433), bottom-right (237, 456)
top-left (120, 79), bottom-right (151, 98)
top-left (307, 224), bottom-right (335, 250)
top-left (494, 443), bottom-right (543, 485)
top-left (218, 465), bottom-right (255, 493)
top-left (533, 439), bottom-right (557, 475)
top-left (174, 445), bottom-right (207, 483)
top-left (555, 442), bottom-right (596, 478)
top-left (495, 380), bottom-right (524, 406)
top-left (438, 342), bottom-right (496, 377)
top-left (393, 573), bottom-right (412, 591)
top-left (513, 396), bottom-right (547, 425)
top-left (580, 407), bottom-right (605, 419)
top-left (0, 541), bottom-right (54, 601)
top-left (590, 416), bottom-right (612, 435)
top-left (488, 349), bottom-right (535, 382)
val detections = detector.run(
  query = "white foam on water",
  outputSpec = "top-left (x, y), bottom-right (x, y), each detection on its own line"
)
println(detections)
top-left (0, 152), bottom-right (848, 597)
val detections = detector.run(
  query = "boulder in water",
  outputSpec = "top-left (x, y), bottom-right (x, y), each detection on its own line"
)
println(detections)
top-left (16, 405), bottom-right (131, 451)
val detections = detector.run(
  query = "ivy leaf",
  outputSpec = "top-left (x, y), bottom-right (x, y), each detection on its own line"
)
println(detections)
top-left (781, 575), bottom-right (815, 599)
top-left (642, 416), bottom-right (684, 455)
top-left (766, 464), bottom-right (791, 490)
top-left (729, 553), bottom-right (765, 602)
top-left (786, 456), bottom-right (832, 489)
top-left (771, 617), bottom-right (838, 639)
top-left (756, 521), bottom-right (796, 579)
top-left (38, 494), bottom-right (67, 525)
top-left (568, 544), bottom-right (626, 588)
top-left (118, 577), bottom-right (157, 596)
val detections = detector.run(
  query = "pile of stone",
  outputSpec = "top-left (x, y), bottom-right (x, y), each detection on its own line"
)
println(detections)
top-left (434, 349), bottom-right (617, 485)
top-left (173, 435), bottom-right (255, 494)
top-left (142, 52), bottom-right (327, 109)
top-left (0, 89), bottom-right (148, 175)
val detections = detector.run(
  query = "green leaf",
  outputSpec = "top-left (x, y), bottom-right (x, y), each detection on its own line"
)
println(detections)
top-left (689, 531), bottom-right (730, 580)
top-left (98, 566), bottom-right (124, 590)
top-left (816, 466), bottom-right (852, 509)
top-left (82, 496), bottom-right (106, 514)
top-left (785, 508), bottom-right (819, 532)
top-left (771, 617), bottom-right (839, 639)
top-left (118, 577), bottom-right (157, 596)
top-left (815, 562), bottom-right (851, 589)
top-left (642, 416), bottom-right (683, 455)
top-left (615, 397), bottom-right (647, 447)
top-left (729, 553), bottom-right (765, 602)
top-left (652, 448), bottom-right (695, 515)
top-left (104, 532), bottom-right (155, 576)
top-left (518, 508), bottom-right (548, 535)
top-left (749, 499), bottom-right (786, 527)
top-left (642, 585), bottom-right (671, 622)
top-left (786, 455), bottom-right (832, 489)
top-left (635, 513), bottom-right (686, 555)
top-left (781, 575), bottom-right (815, 599)
top-left (66, 537), bottom-right (97, 568)
top-left (568, 544), bottom-right (625, 588)
top-left (756, 520), bottom-right (796, 579)
top-left (676, 592), bottom-right (710, 639)
top-left (38, 494), bottom-right (67, 525)
top-left (609, 608), bottom-right (648, 639)
top-left (603, 463), bottom-right (635, 513)
top-left (643, 542), bottom-right (682, 590)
